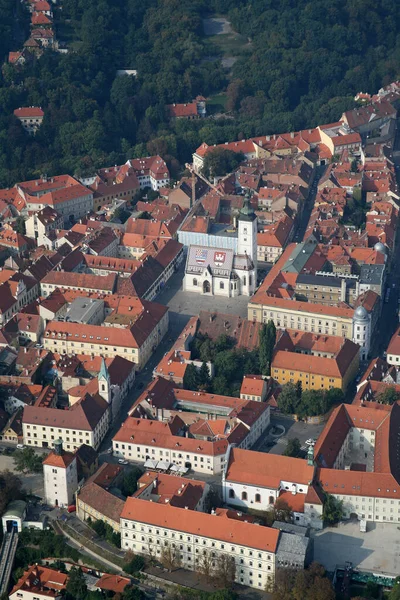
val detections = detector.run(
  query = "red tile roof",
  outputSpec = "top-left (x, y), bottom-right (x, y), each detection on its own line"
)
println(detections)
top-left (167, 102), bottom-right (198, 118)
top-left (121, 497), bottom-right (279, 552)
top-left (14, 107), bottom-right (44, 118)
top-left (43, 449), bottom-right (76, 469)
top-left (226, 447), bottom-right (314, 489)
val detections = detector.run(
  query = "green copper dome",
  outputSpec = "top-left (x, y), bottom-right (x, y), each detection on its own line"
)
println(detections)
top-left (239, 191), bottom-right (256, 222)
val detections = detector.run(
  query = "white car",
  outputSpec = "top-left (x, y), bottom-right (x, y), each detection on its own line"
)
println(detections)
top-left (305, 439), bottom-right (316, 446)
top-left (118, 459), bottom-right (128, 465)
top-left (107, 447), bottom-right (113, 454)
top-left (16, 444), bottom-right (24, 449)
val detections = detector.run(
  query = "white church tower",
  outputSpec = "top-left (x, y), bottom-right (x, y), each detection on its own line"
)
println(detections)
top-left (237, 192), bottom-right (258, 267)
top-left (236, 192), bottom-right (257, 295)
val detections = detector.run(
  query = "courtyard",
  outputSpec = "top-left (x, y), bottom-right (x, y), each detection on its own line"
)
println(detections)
top-left (313, 520), bottom-right (400, 576)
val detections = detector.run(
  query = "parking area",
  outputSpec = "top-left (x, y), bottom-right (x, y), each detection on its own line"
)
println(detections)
top-left (254, 414), bottom-right (326, 455)
top-left (313, 521), bottom-right (400, 576)
top-left (0, 452), bottom-right (44, 498)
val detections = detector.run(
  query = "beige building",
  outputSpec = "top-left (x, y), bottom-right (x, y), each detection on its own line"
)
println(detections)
top-left (22, 394), bottom-right (110, 451)
top-left (113, 417), bottom-right (229, 475)
top-left (42, 303), bottom-right (168, 368)
top-left (41, 271), bottom-right (116, 297)
top-left (76, 463), bottom-right (125, 532)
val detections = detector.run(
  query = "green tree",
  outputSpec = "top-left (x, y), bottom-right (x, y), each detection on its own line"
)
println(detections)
top-left (322, 493), bottom-right (344, 525)
top-left (283, 438), bottom-right (301, 458)
top-left (198, 361), bottom-right (211, 391)
top-left (123, 552), bottom-right (145, 575)
top-left (259, 320), bottom-right (276, 376)
top-left (122, 587), bottom-right (146, 600)
top-left (90, 519), bottom-right (106, 537)
top-left (202, 148), bottom-right (244, 179)
top-left (378, 386), bottom-right (400, 405)
top-left (183, 363), bottom-right (199, 391)
top-left (214, 554), bottom-right (236, 589)
top-left (121, 467), bottom-right (143, 496)
top-left (14, 216), bottom-right (26, 235)
top-left (66, 567), bottom-right (87, 600)
top-left (0, 471), bottom-right (24, 515)
top-left (389, 580), bottom-right (400, 600)
top-left (13, 448), bottom-right (43, 474)
top-left (273, 498), bottom-right (293, 523)
top-left (272, 562), bottom-right (335, 600)
top-left (277, 383), bottom-right (300, 415)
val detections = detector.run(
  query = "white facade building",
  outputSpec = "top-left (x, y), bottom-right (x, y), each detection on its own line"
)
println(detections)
top-left (43, 440), bottom-right (78, 508)
top-left (121, 498), bottom-right (279, 590)
top-left (183, 197), bottom-right (257, 298)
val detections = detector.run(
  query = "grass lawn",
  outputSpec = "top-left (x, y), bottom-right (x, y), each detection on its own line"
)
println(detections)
top-left (204, 33), bottom-right (250, 58)
top-left (207, 93), bottom-right (228, 113)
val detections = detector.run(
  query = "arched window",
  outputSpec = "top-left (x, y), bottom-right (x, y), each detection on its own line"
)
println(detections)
top-left (243, 276), bottom-right (247, 286)
top-left (229, 489), bottom-right (235, 499)
top-left (241, 491), bottom-right (248, 501)
top-left (269, 496), bottom-right (274, 505)
top-left (255, 493), bottom-right (261, 503)
top-left (220, 281), bottom-right (224, 289)
top-left (193, 278), bottom-right (198, 286)
top-left (249, 275), bottom-right (252, 286)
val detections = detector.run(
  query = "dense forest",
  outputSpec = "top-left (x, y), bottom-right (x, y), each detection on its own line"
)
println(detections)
top-left (0, 0), bottom-right (399, 186)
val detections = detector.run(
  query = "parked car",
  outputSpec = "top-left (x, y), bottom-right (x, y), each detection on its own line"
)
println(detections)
top-left (16, 444), bottom-right (24, 449)
top-left (107, 447), bottom-right (113, 454)
top-left (67, 505), bottom-right (76, 513)
top-left (305, 439), bottom-right (316, 446)
top-left (118, 459), bottom-right (128, 465)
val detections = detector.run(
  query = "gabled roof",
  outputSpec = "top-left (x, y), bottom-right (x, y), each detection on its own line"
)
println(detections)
top-left (121, 497), bottom-right (279, 552)
top-left (225, 447), bottom-right (314, 489)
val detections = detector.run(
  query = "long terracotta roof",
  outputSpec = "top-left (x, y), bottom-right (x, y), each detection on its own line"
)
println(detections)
top-left (121, 497), bottom-right (279, 552)
top-left (225, 447), bottom-right (314, 489)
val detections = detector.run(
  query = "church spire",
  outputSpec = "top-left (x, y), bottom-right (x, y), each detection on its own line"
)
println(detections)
top-left (239, 190), bottom-right (256, 222)
top-left (98, 358), bottom-right (111, 403)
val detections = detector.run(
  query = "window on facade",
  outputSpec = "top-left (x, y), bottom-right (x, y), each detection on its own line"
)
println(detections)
top-left (241, 491), bottom-right (248, 501)
top-left (193, 278), bottom-right (197, 286)
top-left (255, 493), bottom-right (261, 503)
top-left (229, 489), bottom-right (235, 499)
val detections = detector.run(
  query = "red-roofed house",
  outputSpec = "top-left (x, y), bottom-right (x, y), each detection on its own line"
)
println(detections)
top-left (257, 214), bottom-right (294, 263)
top-left (167, 97), bottom-right (206, 119)
top-left (14, 107), bottom-right (44, 134)
top-left (240, 375), bottom-right (268, 402)
top-left (10, 565), bottom-right (68, 600)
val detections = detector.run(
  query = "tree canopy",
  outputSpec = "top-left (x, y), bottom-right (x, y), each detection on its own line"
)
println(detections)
top-left (13, 447), bottom-right (43, 474)
top-left (0, 0), bottom-right (399, 185)
top-left (272, 562), bottom-right (335, 600)
top-left (0, 470), bottom-right (25, 515)
top-left (278, 384), bottom-right (344, 418)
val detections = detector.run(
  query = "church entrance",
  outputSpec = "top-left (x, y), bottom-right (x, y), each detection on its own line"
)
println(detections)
top-left (203, 280), bottom-right (211, 294)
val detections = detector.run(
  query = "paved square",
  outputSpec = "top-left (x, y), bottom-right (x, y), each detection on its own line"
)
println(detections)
top-left (157, 266), bottom-right (250, 321)
top-left (313, 521), bottom-right (400, 575)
